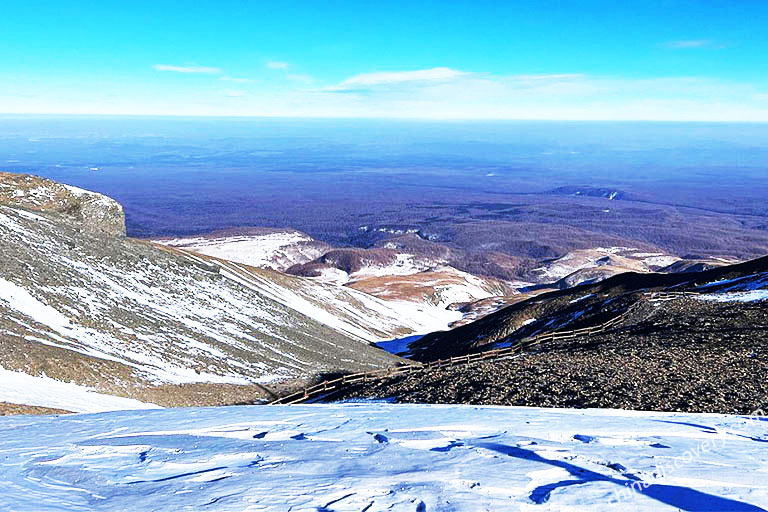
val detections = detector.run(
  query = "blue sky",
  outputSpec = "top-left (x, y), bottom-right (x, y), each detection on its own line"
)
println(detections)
top-left (2, 0), bottom-right (767, 120)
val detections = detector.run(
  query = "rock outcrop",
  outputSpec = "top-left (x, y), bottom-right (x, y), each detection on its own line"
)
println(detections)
top-left (0, 172), bottom-right (125, 236)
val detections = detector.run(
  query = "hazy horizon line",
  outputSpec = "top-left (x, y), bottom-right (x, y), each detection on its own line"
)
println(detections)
top-left (2, 112), bottom-right (768, 125)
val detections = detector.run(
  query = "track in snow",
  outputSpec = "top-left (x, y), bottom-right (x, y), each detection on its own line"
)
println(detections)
top-left (1, 404), bottom-right (767, 511)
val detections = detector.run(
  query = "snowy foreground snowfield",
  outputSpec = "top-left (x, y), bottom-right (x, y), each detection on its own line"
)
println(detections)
top-left (2, 405), bottom-right (768, 511)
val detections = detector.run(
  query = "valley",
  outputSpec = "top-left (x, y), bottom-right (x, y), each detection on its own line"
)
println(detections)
top-left (2, 171), bottom-right (768, 417)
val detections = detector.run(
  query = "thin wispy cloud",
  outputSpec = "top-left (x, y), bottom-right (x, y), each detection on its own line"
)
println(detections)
top-left (153, 64), bottom-right (222, 74)
top-left (512, 74), bottom-right (584, 81)
top-left (331, 67), bottom-right (467, 91)
top-left (664, 39), bottom-right (722, 49)
top-left (501, 74), bottom-right (587, 92)
top-left (12, 63), bottom-right (766, 121)
top-left (289, 67), bottom-right (768, 121)
top-left (323, 68), bottom-right (584, 94)
top-left (267, 61), bottom-right (289, 70)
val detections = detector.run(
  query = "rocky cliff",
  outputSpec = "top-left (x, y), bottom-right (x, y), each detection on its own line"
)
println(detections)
top-left (0, 172), bottom-right (125, 236)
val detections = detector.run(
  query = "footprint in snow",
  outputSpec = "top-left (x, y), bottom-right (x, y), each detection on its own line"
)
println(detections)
top-left (368, 432), bottom-right (389, 444)
top-left (430, 441), bottom-right (464, 452)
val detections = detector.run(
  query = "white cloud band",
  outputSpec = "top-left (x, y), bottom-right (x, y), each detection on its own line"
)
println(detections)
top-left (153, 64), bottom-right (222, 74)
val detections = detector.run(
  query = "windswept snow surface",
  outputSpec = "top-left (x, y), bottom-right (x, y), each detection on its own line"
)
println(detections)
top-left (696, 271), bottom-right (768, 302)
top-left (533, 247), bottom-right (680, 283)
top-left (698, 290), bottom-right (768, 302)
top-left (157, 231), bottom-right (326, 271)
top-left (0, 368), bottom-right (159, 413)
top-left (2, 404), bottom-right (768, 511)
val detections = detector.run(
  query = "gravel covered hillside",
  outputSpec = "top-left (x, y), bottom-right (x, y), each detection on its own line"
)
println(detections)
top-left (406, 256), bottom-right (768, 361)
top-left (0, 173), bottom-right (414, 409)
top-left (338, 296), bottom-right (768, 413)
top-left (337, 261), bottom-right (768, 414)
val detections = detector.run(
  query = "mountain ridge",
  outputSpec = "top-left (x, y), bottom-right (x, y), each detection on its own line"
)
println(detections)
top-left (0, 173), bottom-right (423, 411)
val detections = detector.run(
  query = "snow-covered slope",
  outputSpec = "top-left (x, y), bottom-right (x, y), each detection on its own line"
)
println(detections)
top-left (348, 265), bottom-right (514, 308)
top-left (695, 270), bottom-right (768, 302)
top-left (2, 404), bottom-right (767, 511)
top-left (156, 228), bottom-right (329, 271)
top-left (172, 233), bottom-right (517, 317)
top-left (532, 247), bottom-right (682, 286)
top-left (156, 239), bottom-right (479, 330)
top-left (0, 202), bottom-right (402, 405)
top-left (1, 175), bottom-right (433, 408)
top-left (408, 254), bottom-right (768, 362)
top-left (0, 368), bottom-right (159, 413)
top-left (161, 248), bottom-right (463, 340)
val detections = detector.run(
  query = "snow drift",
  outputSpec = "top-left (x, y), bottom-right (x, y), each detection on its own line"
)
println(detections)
top-left (1, 404), bottom-right (766, 511)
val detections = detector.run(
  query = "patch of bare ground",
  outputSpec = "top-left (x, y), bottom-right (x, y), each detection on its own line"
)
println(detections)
top-left (0, 402), bottom-right (72, 416)
top-left (347, 267), bottom-right (513, 305)
top-left (139, 378), bottom-right (318, 407)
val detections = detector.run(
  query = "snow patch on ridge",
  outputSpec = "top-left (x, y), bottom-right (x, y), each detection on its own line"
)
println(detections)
top-left (157, 231), bottom-right (325, 271)
top-left (697, 290), bottom-right (768, 303)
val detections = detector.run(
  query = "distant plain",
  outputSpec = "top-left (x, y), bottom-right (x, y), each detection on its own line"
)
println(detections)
top-left (3, 116), bottom-right (767, 278)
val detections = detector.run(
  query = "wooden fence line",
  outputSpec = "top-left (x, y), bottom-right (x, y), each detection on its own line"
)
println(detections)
top-left (269, 300), bottom-right (650, 405)
top-left (270, 291), bottom-right (707, 405)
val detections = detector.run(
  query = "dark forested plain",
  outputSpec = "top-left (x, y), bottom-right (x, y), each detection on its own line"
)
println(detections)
top-left (3, 116), bottom-right (768, 277)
